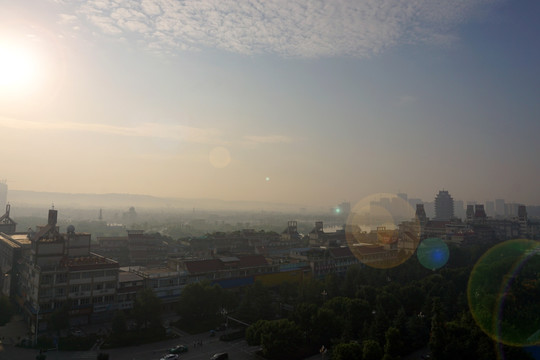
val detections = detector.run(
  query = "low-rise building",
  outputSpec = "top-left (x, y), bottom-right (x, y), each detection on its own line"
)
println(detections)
top-left (127, 266), bottom-right (187, 312)
top-left (116, 269), bottom-right (144, 312)
top-left (14, 209), bottom-right (119, 334)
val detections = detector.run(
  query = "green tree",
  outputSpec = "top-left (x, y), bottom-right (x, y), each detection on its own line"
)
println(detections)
top-left (245, 319), bottom-right (269, 346)
top-left (260, 319), bottom-right (302, 359)
top-left (110, 310), bottom-right (128, 343)
top-left (348, 298), bottom-right (372, 339)
top-left (383, 327), bottom-right (402, 360)
top-left (176, 281), bottom-right (223, 325)
top-left (49, 302), bottom-right (70, 334)
top-left (297, 278), bottom-right (325, 304)
top-left (277, 281), bottom-right (298, 305)
top-left (362, 339), bottom-right (383, 360)
top-left (290, 302), bottom-right (318, 342)
top-left (311, 307), bottom-right (344, 347)
top-left (332, 341), bottom-right (363, 360)
top-left (405, 311), bottom-right (430, 352)
top-left (237, 282), bottom-right (275, 322)
top-left (133, 288), bottom-right (162, 329)
top-left (428, 298), bottom-right (446, 360)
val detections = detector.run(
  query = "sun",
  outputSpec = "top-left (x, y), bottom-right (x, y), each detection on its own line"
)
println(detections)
top-left (0, 41), bottom-right (38, 94)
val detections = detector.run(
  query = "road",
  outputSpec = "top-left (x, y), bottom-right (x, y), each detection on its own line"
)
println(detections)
top-left (0, 331), bottom-right (262, 360)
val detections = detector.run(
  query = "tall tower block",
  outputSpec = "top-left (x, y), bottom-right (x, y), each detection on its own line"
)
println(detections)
top-left (434, 190), bottom-right (454, 221)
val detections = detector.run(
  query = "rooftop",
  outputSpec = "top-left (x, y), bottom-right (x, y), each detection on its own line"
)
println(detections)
top-left (185, 254), bottom-right (269, 274)
top-left (61, 254), bottom-right (118, 268)
top-left (119, 270), bottom-right (143, 282)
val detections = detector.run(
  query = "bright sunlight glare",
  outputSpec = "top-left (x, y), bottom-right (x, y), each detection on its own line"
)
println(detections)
top-left (0, 41), bottom-right (38, 94)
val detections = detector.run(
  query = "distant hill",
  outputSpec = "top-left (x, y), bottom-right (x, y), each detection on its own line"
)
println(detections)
top-left (7, 189), bottom-right (314, 213)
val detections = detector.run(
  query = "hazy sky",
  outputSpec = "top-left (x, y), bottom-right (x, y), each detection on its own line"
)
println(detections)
top-left (1, 0), bottom-right (539, 208)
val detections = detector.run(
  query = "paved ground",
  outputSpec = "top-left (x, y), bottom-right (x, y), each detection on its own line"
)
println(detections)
top-left (0, 314), bottom-right (260, 360)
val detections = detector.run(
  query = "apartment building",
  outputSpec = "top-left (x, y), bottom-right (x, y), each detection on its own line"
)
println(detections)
top-left (13, 209), bottom-right (119, 333)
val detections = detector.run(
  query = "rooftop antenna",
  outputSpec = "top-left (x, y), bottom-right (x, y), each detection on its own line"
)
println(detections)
top-left (51, 203), bottom-right (55, 210)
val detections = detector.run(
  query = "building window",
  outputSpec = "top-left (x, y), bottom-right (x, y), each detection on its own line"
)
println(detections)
top-left (40, 288), bottom-right (52, 297)
top-left (70, 273), bottom-right (81, 280)
top-left (81, 284), bottom-right (91, 292)
top-left (80, 298), bottom-right (90, 305)
top-left (53, 301), bottom-right (63, 309)
top-left (70, 285), bottom-right (79, 294)
top-left (94, 283), bottom-right (103, 291)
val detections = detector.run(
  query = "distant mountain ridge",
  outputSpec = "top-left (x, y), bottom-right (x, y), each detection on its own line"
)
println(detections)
top-left (7, 189), bottom-right (311, 212)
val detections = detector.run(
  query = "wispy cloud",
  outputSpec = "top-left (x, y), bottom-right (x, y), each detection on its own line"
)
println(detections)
top-left (64, 0), bottom-right (500, 58)
top-left (0, 116), bottom-right (294, 147)
top-left (0, 116), bottom-right (223, 144)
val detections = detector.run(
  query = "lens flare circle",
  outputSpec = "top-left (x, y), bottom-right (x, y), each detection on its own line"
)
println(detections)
top-left (345, 193), bottom-right (418, 269)
top-left (209, 146), bottom-right (231, 168)
top-left (468, 239), bottom-right (540, 347)
top-left (416, 237), bottom-right (449, 270)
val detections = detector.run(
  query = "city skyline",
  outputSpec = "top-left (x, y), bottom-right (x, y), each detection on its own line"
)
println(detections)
top-left (1, 1), bottom-right (539, 207)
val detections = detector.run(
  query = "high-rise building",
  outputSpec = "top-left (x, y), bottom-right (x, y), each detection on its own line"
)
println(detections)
top-left (415, 204), bottom-right (427, 225)
top-left (466, 205), bottom-right (475, 221)
top-left (486, 201), bottom-right (495, 216)
top-left (495, 199), bottom-right (505, 216)
top-left (434, 190), bottom-right (454, 221)
top-left (454, 200), bottom-right (465, 219)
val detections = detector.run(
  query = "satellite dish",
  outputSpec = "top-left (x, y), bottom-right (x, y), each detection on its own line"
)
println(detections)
top-left (67, 225), bottom-right (75, 234)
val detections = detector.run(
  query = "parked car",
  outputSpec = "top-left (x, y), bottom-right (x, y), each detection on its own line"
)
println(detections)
top-left (210, 353), bottom-right (228, 360)
top-left (168, 344), bottom-right (188, 354)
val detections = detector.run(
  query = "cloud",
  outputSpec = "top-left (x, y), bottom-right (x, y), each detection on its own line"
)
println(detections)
top-left (0, 116), bottom-right (223, 144)
top-left (0, 116), bottom-right (294, 147)
top-left (66, 0), bottom-right (500, 58)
